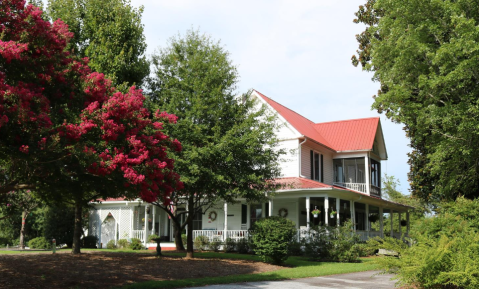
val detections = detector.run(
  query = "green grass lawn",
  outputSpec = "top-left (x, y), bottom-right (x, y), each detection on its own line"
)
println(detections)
top-left (0, 249), bottom-right (379, 288)
top-left (120, 252), bottom-right (379, 289)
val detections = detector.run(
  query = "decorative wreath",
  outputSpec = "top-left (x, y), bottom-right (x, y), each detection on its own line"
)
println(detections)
top-left (278, 208), bottom-right (288, 218)
top-left (208, 211), bottom-right (217, 221)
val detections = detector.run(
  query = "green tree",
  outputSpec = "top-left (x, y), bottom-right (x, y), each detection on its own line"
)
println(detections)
top-left (353, 0), bottom-right (479, 202)
top-left (46, 0), bottom-right (149, 88)
top-left (148, 30), bottom-right (284, 258)
top-left (379, 175), bottom-right (428, 233)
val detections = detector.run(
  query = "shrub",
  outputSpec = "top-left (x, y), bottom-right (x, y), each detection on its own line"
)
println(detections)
top-left (251, 216), bottom-right (297, 264)
top-left (305, 220), bottom-right (361, 262)
top-left (106, 240), bottom-right (117, 249)
top-left (117, 239), bottom-right (129, 249)
top-left (224, 238), bottom-right (236, 252)
top-left (237, 238), bottom-right (249, 254)
top-left (209, 237), bottom-right (222, 252)
top-left (369, 198), bottom-right (479, 289)
top-left (194, 235), bottom-right (209, 251)
top-left (28, 237), bottom-right (51, 249)
top-left (288, 239), bottom-right (304, 256)
top-left (82, 235), bottom-right (98, 248)
top-left (181, 234), bottom-right (187, 248)
top-left (129, 238), bottom-right (144, 250)
top-left (147, 234), bottom-right (159, 243)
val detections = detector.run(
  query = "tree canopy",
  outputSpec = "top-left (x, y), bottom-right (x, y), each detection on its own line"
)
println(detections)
top-left (0, 0), bottom-right (181, 253)
top-left (46, 0), bottom-right (149, 88)
top-left (353, 0), bottom-right (479, 202)
top-left (148, 30), bottom-right (284, 257)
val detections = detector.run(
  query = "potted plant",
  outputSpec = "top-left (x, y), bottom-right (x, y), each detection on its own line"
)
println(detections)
top-left (329, 210), bottom-right (337, 218)
top-left (311, 209), bottom-right (321, 218)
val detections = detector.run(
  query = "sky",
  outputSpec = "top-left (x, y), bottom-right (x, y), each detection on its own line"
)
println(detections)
top-left (45, 0), bottom-right (412, 193)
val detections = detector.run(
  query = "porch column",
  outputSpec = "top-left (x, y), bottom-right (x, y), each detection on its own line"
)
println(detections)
top-left (379, 207), bottom-right (384, 238)
top-left (406, 211), bottom-right (410, 235)
top-left (324, 196), bottom-right (329, 226)
top-left (224, 202), bottom-right (228, 242)
top-left (306, 196), bottom-right (310, 229)
top-left (399, 212), bottom-right (402, 238)
top-left (365, 155), bottom-right (370, 195)
top-left (336, 198), bottom-right (340, 226)
top-left (152, 205), bottom-right (156, 235)
top-left (365, 204), bottom-right (370, 238)
top-left (269, 199), bottom-right (273, 217)
top-left (144, 204), bottom-right (148, 246)
top-left (390, 209), bottom-right (394, 238)
top-left (350, 200), bottom-right (355, 231)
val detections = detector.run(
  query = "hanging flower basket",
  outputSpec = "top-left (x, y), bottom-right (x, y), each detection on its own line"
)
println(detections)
top-left (311, 209), bottom-right (320, 218)
top-left (329, 210), bottom-right (337, 218)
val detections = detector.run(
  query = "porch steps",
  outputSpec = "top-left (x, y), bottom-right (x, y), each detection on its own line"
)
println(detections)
top-left (146, 242), bottom-right (176, 251)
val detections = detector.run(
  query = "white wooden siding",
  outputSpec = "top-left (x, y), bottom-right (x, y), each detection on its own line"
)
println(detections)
top-left (300, 142), bottom-right (334, 184)
top-left (277, 139), bottom-right (299, 177)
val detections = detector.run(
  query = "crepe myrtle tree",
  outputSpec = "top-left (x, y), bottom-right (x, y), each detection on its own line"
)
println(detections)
top-left (0, 0), bottom-right (182, 254)
top-left (148, 30), bottom-right (285, 258)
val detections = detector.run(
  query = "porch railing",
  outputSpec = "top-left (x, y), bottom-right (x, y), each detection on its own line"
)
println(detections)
top-left (132, 230), bottom-right (152, 242)
top-left (333, 182), bottom-right (367, 194)
top-left (193, 230), bottom-right (250, 242)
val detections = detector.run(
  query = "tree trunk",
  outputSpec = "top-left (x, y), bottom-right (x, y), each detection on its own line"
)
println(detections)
top-left (72, 199), bottom-right (83, 254)
top-left (185, 197), bottom-right (195, 259)
top-left (173, 220), bottom-right (185, 251)
top-left (19, 211), bottom-right (26, 250)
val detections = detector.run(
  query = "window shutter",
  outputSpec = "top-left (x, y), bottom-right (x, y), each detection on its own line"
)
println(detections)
top-left (310, 150), bottom-right (314, 179)
top-left (321, 154), bottom-right (324, 182)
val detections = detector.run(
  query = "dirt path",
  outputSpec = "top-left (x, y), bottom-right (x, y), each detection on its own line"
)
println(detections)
top-left (0, 251), bottom-right (282, 289)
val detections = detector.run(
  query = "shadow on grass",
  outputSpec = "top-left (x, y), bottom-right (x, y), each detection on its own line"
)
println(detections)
top-left (120, 253), bottom-right (378, 289)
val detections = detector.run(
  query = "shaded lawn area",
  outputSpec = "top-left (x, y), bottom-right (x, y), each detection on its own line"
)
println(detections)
top-left (0, 249), bottom-right (378, 289)
top-left (121, 252), bottom-right (379, 289)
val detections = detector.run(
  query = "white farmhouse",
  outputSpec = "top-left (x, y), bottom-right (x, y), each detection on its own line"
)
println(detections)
top-left (89, 90), bottom-right (411, 248)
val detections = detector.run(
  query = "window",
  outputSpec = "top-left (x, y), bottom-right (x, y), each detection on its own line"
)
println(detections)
top-left (310, 150), bottom-right (323, 182)
top-left (371, 159), bottom-right (381, 187)
top-left (250, 204), bottom-right (262, 226)
top-left (333, 158), bottom-right (367, 184)
top-left (192, 208), bottom-right (202, 230)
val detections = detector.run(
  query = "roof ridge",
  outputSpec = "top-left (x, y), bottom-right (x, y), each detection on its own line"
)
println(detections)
top-left (254, 90), bottom-right (315, 124)
top-left (314, 117), bottom-right (380, 126)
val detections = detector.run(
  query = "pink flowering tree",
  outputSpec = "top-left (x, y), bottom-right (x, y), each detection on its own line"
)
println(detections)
top-left (0, 0), bottom-right (182, 253)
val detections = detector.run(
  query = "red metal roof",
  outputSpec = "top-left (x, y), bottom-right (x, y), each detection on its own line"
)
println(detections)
top-left (255, 90), bottom-right (379, 152)
top-left (255, 90), bottom-right (335, 150)
top-left (313, 118), bottom-right (379, 151)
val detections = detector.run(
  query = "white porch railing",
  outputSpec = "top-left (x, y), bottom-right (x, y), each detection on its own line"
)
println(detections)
top-left (132, 230), bottom-right (152, 242)
top-left (193, 230), bottom-right (250, 242)
top-left (333, 182), bottom-right (367, 194)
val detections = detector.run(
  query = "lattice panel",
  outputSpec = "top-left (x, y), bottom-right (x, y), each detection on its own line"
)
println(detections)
top-left (100, 207), bottom-right (120, 222)
top-left (119, 206), bottom-right (131, 239)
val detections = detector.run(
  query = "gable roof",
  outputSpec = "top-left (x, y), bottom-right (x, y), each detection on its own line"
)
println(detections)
top-left (254, 90), bottom-right (380, 153)
top-left (313, 118), bottom-right (379, 151)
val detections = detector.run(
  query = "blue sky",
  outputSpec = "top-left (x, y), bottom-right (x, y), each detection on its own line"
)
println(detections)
top-left (46, 0), bottom-right (412, 193)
